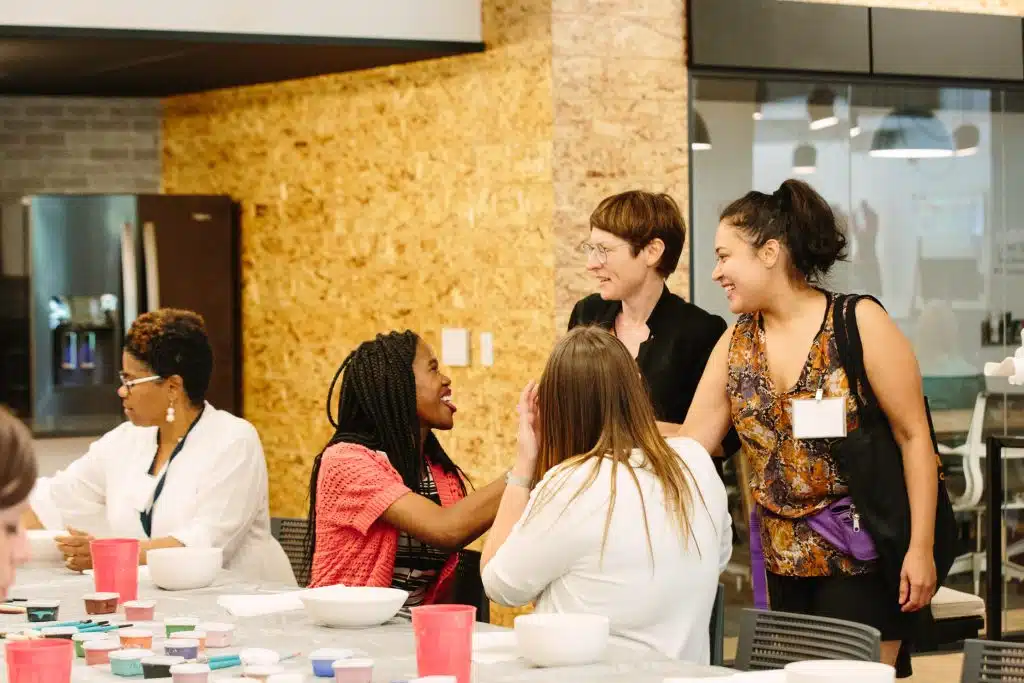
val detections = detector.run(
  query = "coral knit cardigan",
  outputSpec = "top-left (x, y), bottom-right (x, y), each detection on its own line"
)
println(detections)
top-left (308, 441), bottom-right (465, 603)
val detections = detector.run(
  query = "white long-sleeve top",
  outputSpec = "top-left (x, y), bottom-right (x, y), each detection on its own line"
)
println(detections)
top-left (29, 403), bottom-right (295, 585)
top-left (482, 436), bottom-right (732, 664)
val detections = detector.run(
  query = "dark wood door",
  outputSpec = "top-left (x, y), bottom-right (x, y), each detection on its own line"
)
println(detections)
top-left (136, 195), bottom-right (241, 416)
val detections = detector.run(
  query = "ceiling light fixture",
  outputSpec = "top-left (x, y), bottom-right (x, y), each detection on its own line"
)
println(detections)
top-left (869, 107), bottom-right (953, 159)
top-left (808, 86), bottom-right (838, 131)
top-left (792, 144), bottom-right (817, 175)
top-left (692, 111), bottom-right (712, 151)
top-left (953, 123), bottom-right (980, 157)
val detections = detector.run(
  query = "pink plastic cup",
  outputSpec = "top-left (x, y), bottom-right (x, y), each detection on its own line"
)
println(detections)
top-left (91, 538), bottom-right (140, 603)
top-left (5, 638), bottom-right (74, 683)
top-left (411, 604), bottom-right (476, 683)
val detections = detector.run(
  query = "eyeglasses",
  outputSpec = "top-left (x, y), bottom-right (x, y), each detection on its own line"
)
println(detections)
top-left (579, 242), bottom-right (628, 265)
top-left (119, 372), bottom-right (162, 396)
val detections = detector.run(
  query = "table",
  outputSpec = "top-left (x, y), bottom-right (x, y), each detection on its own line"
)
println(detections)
top-left (2, 567), bottom-right (734, 682)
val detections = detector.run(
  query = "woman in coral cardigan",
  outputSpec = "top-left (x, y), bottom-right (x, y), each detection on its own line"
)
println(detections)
top-left (304, 330), bottom-right (521, 606)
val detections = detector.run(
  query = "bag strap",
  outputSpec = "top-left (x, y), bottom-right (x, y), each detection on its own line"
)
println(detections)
top-left (832, 292), bottom-right (886, 420)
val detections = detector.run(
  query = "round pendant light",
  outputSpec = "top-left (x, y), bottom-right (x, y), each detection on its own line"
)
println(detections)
top-left (692, 111), bottom-right (712, 151)
top-left (870, 108), bottom-right (953, 159)
top-left (953, 123), bottom-right (980, 157)
top-left (792, 144), bottom-right (817, 175)
top-left (807, 86), bottom-right (838, 131)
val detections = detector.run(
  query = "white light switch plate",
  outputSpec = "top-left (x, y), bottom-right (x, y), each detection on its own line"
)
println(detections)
top-left (479, 332), bottom-right (494, 367)
top-left (441, 328), bottom-right (470, 367)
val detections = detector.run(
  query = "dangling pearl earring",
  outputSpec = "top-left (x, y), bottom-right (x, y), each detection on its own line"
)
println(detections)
top-left (166, 403), bottom-right (176, 423)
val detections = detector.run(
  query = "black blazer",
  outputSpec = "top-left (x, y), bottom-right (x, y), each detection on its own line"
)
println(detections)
top-left (568, 286), bottom-right (741, 458)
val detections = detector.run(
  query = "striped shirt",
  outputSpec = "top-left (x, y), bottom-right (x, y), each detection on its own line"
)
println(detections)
top-left (390, 467), bottom-right (451, 606)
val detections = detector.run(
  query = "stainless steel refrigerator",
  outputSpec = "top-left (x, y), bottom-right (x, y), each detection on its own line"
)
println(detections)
top-left (0, 194), bottom-right (241, 437)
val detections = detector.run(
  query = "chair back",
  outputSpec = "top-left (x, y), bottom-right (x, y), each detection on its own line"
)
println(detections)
top-left (960, 639), bottom-right (1024, 683)
top-left (452, 549), bottom-right (490, 623)
top-left (270, 517), bottom-right (310, 587)
top-left (735, 608), bottom-right (881, 671)
top-left (710, 583), bottom-right (725, 666)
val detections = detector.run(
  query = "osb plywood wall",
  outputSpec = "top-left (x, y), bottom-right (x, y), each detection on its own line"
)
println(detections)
top-left (162, 0), bottom-right (556, 529)
top-left (551, 0), bottom-right (690, 332)
top-left (780, 0), bottom-right (1024, 13)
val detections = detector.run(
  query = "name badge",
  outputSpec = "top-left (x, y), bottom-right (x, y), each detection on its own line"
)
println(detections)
top-left (791, 388), bottom-right (847, 440)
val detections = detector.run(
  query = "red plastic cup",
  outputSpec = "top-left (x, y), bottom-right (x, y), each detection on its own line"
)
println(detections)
top-left (5, 638), bottom-right (73, 683)
top-left (90, 538), bottom-right (140, 603)
top-left (411, 604), bottom-right (476, 683)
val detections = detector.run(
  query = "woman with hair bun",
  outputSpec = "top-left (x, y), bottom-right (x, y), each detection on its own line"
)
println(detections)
top-left (678, 179), bottom-right (938, 677)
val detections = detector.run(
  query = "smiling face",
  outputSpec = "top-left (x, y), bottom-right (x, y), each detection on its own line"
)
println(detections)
top-left (586, 228), bottom-right (663, 301)
top-left (712, 221), bottom-right (779, 314)
top-left (412, 341), bottom-right (456, 431)
top-left (0, 500), bottom-right (30, 599)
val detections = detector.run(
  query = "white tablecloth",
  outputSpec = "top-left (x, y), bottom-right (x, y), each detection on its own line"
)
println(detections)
top-left (2, 566), bottom-right (734, 682)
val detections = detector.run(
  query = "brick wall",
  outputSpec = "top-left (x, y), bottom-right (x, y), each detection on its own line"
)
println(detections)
top-left (0, 97), bottom-right (161, 196)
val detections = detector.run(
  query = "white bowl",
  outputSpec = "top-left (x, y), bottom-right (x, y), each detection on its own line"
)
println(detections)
top-left (26, 530), bottom-right (63, 565)
top-left (299, 586), bottom-right (408, 628)
top-left (514, 613), bottom-right (609, 667)
top-left (147, 547), bottom-right (222, 590)
top-left (784, 660), bottom-right (895, 683)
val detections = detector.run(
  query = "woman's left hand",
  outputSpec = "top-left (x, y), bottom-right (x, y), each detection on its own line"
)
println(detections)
top-left (55, 527), bottom-right (94, 573)
top-left (899, 545), bottom-right (936, 612)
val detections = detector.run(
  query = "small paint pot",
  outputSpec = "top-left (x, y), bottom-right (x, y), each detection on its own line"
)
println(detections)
top-left (243, 665), bottom-right (285, 681)
top-left (40, 626), bottom-right (77, 640)
top-left (119, 627), bottom-right (154, 649)
top-left (189, 629), bottom-right (207, 652)
top-left (25, 600), bottom-right (59, 622)
top-left (123, 599), bottom-right (157, 621)
top-left (110, 648), bottom-right (155, 677)
top-left (73, 631), bottom-right (105, 657)
top-left (332, 658), bottom-right (374, 683)
top-left (83, 638), bottom-right (122, 666)
top-left (170, 662), bottom-right (211, 683)
top-left (310, 648), bottom-right (355, 677)
top-left (267, 675), bottom-right (306, 683)
top-left (164, 637), bottom-right (200, 660)
top-left (239, 648), bottom-right (280, 666)
top-left (164, 616), bottom-right (200, 637)
top-left (83, 591), bottom-right (120, 615)
top-left (142, 655), bottom-right (186, 679)
top-left (198, 621), bottom-right (234, 648)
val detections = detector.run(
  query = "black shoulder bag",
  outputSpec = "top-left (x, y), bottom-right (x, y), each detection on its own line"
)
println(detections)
top-left (831, 293), bottom-right (958, 600)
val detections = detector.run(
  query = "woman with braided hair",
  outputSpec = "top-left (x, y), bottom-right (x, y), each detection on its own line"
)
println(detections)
top-left (305, 331), bottom-right (520, 605)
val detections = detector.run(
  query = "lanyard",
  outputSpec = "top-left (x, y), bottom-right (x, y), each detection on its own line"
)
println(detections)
top-left (140, 408), bottom-right (205, 538)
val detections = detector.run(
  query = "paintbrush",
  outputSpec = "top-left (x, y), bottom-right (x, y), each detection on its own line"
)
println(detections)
top-left (198, 650), bottom-right (301, 671)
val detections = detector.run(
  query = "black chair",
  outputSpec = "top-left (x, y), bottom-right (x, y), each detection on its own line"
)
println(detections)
top-left (270, 517), bottom-right (310, 587)
top-left (452, 549), bottom-right (490, 623)
top-left (709, 583), bottom-right (725, 666)
top-left (735, 608), bottom-right (880, 671)
top-left (960, 639), bottom-right (1024, 683)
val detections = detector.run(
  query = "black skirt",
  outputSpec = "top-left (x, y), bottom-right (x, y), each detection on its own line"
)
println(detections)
top-left (766, 571), bottom-right (921, 678)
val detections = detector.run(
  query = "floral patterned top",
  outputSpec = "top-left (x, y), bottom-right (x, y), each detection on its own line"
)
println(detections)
top-left (727, 293), bottom-right (872, 577)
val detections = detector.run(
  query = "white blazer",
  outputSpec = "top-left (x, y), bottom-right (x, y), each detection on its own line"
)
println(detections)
top-left (482, 437), bottom-right (733, 664)
top-left (29, 403), bottom-right (296, 586)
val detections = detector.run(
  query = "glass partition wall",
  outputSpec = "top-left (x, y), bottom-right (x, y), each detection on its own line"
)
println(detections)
top-left (691, 74), bottom-right (1024, 642)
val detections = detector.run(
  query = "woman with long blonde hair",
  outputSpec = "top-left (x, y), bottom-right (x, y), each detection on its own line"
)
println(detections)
top-left (481, 327), bottom-right (732, 663)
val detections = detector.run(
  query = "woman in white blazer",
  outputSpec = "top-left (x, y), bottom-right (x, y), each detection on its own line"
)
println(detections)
top-left (25, 309), bottom-right (295, 585)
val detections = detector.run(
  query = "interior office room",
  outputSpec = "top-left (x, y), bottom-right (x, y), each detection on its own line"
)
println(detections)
top-left (1, 1), bottom-right (1024, 682)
